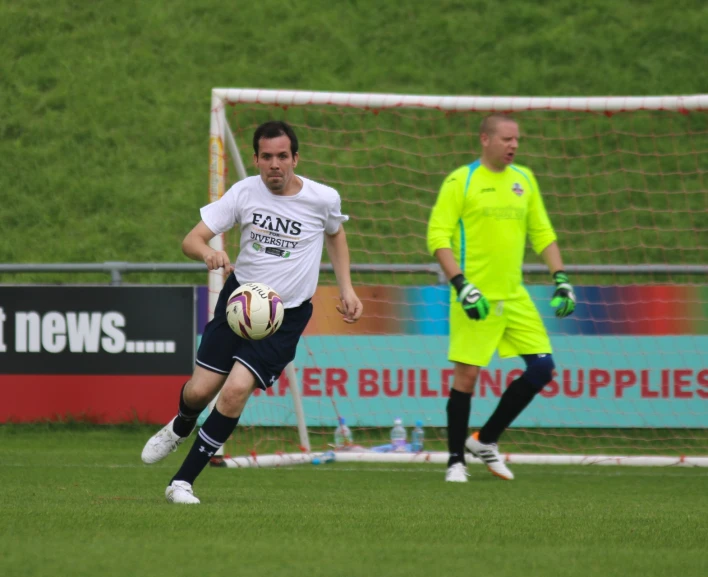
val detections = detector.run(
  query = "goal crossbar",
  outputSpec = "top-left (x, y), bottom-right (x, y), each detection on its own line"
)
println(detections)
top-left (213, 88), bottom-right (708, 112)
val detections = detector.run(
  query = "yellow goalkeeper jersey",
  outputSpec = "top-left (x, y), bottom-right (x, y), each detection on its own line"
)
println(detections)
top-left (427, 160), bottom-right (557, 301)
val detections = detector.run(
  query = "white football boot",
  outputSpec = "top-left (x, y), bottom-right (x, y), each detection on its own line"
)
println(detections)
top-left (465, 432), bottom-right (514, 480)
top-left (165, 480), bottom-right (200, 504)
top-left (141, 417), bottom-right (188, 464)
top-left (445, 462), bottom-right (469, 483)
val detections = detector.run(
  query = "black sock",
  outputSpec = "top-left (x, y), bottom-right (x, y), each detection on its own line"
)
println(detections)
top-left (172, 383), bottom-right (205, 438)
top-left (479, 376), bottom-right (537, 444)
top-left (447, 388), bottom-right (472, 467)
top-left (171, 407), bottom-right (239, 485)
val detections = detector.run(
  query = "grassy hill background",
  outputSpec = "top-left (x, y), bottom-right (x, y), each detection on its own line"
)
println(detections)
top-left (1, 0), bottom-right (706, 285)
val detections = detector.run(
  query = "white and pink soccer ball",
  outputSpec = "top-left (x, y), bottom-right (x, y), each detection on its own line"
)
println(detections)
top-left (226, 282), bottom-right (285, 340)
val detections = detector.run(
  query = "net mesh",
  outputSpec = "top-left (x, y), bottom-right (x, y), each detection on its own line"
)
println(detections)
top-left (208, 97), bottom-right (707, 459)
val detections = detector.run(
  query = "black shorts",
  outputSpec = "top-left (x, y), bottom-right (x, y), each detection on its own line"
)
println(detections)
top-left (196, 274), bottom-right (313, 389)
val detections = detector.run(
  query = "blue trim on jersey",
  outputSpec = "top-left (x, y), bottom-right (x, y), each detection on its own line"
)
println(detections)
top-left (459, 160), bottom-right (480, 274)
top-left (458, 218), bottom-right (466, 275)
top-left (463, 160), bottom-right (481, 197)
top-left (510, 164), bottom-right (533, 192)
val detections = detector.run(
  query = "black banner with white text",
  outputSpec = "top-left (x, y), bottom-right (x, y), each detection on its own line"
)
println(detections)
top-left (0, 286), bottom-right (194, 374)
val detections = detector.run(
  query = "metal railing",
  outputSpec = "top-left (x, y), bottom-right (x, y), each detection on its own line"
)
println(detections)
top-left (0, 262), bottom-right (706, 285)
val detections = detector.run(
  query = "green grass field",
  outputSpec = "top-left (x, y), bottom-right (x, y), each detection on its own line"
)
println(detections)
top-left (2, 425), bottom-right (708, 577)
top-left (1, 1), bottom-right (707, 285)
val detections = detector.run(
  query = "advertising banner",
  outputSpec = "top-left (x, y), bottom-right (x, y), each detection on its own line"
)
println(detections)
top-left (241, 284), bottom-right (708, 428)
top-left (247, 334), bottom-right (708, 428)
top-left (0, 286), bottom-right (195, 423)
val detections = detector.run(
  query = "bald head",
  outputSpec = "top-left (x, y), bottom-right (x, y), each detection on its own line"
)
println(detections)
top-left (479, 114), bottom-right (519, 171)
top-left (480, 114), bottom-right (517, 137)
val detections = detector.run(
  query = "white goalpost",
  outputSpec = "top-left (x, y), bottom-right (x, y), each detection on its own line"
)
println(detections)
top-left (206, 88), bottom-right (708, 468)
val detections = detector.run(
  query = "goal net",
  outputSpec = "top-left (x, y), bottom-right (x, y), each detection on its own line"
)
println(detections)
top-left (207, 89), bottom-right (708, 467)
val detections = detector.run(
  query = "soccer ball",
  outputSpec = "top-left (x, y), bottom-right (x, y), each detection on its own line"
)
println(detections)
top-left (226, 282), bottom-right (284, 340)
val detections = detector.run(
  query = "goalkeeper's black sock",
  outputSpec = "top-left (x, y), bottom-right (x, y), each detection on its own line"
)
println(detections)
top-left (172, 383), bottom-right (204, 438)
top-left (446, 388), bottom-right (472, 467)
top-left (172, 407), bottom-right (238, 485)
top-left (479, 376), bottom-right (537, 444)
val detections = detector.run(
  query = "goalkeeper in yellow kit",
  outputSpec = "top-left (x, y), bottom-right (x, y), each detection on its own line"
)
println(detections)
top-left (427, 114), bottom-right (576, 482)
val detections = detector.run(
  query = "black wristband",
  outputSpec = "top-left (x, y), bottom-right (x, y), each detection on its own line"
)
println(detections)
top-left (450, 274), bottom-right (466, 294)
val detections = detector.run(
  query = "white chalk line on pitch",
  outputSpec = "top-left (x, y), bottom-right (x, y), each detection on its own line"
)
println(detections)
top-left (1, 462), bottom-right (708, 477)
top-left (300, 467), bottom-right (708, 478)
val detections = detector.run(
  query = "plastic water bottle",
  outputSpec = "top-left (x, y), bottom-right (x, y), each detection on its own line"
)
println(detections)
top-left (411, 420), bottom-right (425, 452)
top-left (334, 417), bottom-right (353, 448)
top-left (390, 418), bottom-right (407, 452)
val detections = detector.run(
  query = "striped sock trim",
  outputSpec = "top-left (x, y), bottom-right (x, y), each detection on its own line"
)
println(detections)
top-left (198, 429), bottom-right (223, 450)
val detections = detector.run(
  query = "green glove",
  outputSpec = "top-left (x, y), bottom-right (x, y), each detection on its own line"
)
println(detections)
top-left (450, 274), bottom-right (490, 321)
top-left (550, 271), bottom-right (576, 318)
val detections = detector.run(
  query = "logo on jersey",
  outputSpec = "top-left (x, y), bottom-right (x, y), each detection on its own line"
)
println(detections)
top-left (265, 247), bottom-right (291, 258)
top-left (250, 210), bottom-right (302, 252)
top-left (512, 183), bottom-right (524, 196)
top-left (252, 242), bottom-right (291, 258)
top-left (252, 213), bottom-right (302, 235)
top-left (482, 206), bottom-right (524, 220)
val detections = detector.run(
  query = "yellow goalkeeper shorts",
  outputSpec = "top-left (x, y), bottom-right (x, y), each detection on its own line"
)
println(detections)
top-left (448, 288), bottom-right (552, 367)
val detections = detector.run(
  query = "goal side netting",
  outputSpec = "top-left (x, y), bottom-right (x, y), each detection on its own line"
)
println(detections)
top-left (206, 89), bottom-right (708, 468)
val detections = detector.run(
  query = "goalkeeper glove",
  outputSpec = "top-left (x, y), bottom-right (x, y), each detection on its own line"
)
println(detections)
top-left (450, 274), bottom-right (490, 321)
top-left (550, 271), bottom-right (576, 318)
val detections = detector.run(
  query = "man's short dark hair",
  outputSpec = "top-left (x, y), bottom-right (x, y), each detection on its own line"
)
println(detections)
top-left (480, 113), bottom-right (516, 137)
top-left (253, 121), bottom-right (299, 156)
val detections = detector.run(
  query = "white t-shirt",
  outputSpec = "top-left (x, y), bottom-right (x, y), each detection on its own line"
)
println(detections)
top-left (200, 175), bottom-right (348, 308)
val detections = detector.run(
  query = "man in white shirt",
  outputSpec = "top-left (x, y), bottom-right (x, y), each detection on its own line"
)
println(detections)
top-left (141, 121), bottom-right (363, 504)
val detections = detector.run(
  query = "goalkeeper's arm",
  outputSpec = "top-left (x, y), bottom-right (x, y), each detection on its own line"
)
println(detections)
top-left (434, 248), bottom-right (490, 321)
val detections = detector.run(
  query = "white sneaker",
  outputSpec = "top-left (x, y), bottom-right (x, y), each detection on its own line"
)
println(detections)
top-left (141, 417), bottom-right (188, 464)
top-left (165, 480), bottom-right (200, 504)
top-left (445, 462), bottom-right (469, 482)
top-left (465, 432), bottom-right (514, 480)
